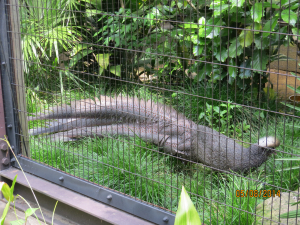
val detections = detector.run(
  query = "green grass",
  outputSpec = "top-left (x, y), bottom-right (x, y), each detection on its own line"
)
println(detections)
top-left (26, 82), bottom-right (300, 225)
top-left (29, 116), bottom-right (300, 224)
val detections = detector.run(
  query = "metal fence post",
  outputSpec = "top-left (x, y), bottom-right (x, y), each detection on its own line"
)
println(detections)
top-left (0, 0), bottom-right (19, 165)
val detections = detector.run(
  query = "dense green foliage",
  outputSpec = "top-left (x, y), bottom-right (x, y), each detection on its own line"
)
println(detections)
top-left (22, 0), bottom-right (299, 91)
top-left (90, 0), bottom-right (299, 90)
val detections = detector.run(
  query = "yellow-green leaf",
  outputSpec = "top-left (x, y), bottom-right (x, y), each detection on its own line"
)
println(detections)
top-left (238, 26), bottom-right (254, 47)
top-left (25, 208), bottom-right (38, 219)
top-left (0, 202), bottom-right (10, 225)
top-left (109, 65), bottom-right (121, 77)
top-left (174, 186), bottom-right (201, 225)
top-left (95, 54), bottom-right (111, 69)
top-left (0, 182), bottom-right (11, 202)
top-left (99, 67), bottom-right (104, 75)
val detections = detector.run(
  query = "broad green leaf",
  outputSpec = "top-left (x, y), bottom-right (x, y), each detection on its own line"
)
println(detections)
top-left (95, 54), bottom-right (111, 69)
top-left (214, 47), bottom-right (228, 62)
top-left (251, 3), bottom-right (264, 22)
top-left (228, 59), bottom-right (237, 84)
top-left (211, 2), bottom-right (229, 16)
top-left (281, 0), bottom-right (299, 6)
top-left (239, 59), bottom-right (252, 78)
top-left (10, 220), bottom-right (25, 225)
top-left (238, 26), bottom-right (254, 47)
top-left (254, 37), bottom-right (270, 49)
top-left (109, 65), bottom-right (121, 77)
top-left (229, 0), bottom-right (245, 8)
top-left (260, 2), bottom-right (280, 8)
top-left (193, 45), bottom-right (204, 56)
top-left (199, 112), bottom-right (205, 120)
top-left (0, 182), bottom-right (11, 202)
top-left (229, 40), bottom-right (243, 57)
top-left (281, 9), bottom-right (298, 26)
top-left (25, 208), bottom-right (39, 219)
top-left (199, 18), bottom-right (222, 38)
top-left (252, 50), bottom-right (268, 73)
top-left (290, 3), bottom-right (300, 10)
top-left (176, 0), bottom-right (188, 8)
top-left (99, 67), bottom-right (105, 75)
top-left (174, 186), bottom-right (201, 225)
top-left (188, 35), bottom-right (202, 44)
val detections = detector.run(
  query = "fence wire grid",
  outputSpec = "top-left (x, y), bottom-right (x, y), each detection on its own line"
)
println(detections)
top-left (1, 0), bottom-right (300, 224)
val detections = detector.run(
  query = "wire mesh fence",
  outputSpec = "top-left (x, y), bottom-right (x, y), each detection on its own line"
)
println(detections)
top-left (1, 0), bottom-right (300, 224)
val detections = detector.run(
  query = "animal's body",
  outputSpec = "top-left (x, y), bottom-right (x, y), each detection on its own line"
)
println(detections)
top-left (28, 96), bottom-right (280, 172)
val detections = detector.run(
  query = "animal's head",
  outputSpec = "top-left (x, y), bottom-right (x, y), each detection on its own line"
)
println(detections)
top-left (257, 136), bottom-right (280, 156)
top-left (242, 136), bottom-right (280, 171)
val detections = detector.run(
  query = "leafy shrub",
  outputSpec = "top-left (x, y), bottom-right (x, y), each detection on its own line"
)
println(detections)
top-left (91, 0), bottom-right (298, 90)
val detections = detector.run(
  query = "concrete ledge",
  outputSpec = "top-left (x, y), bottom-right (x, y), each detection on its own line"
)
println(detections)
top-left (0, 167), bottom-right (154, 225)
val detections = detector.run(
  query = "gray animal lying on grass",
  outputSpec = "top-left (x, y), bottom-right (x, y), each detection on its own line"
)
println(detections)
top-left (28, 96), bottom-right (280, 172)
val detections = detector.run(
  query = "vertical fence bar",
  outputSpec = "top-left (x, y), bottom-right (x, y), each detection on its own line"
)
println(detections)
top-left (0, 0), bottom-right (18, 159)
top-left (0, 68), bottom-right (9, 171)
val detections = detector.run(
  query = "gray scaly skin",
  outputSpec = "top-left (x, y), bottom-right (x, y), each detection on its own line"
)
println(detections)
top-left (28, 96), bottom-right (280, 172)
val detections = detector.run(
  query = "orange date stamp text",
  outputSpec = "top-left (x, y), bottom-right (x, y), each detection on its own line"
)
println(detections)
top-left (236, 190), bottom-right (280, 198)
